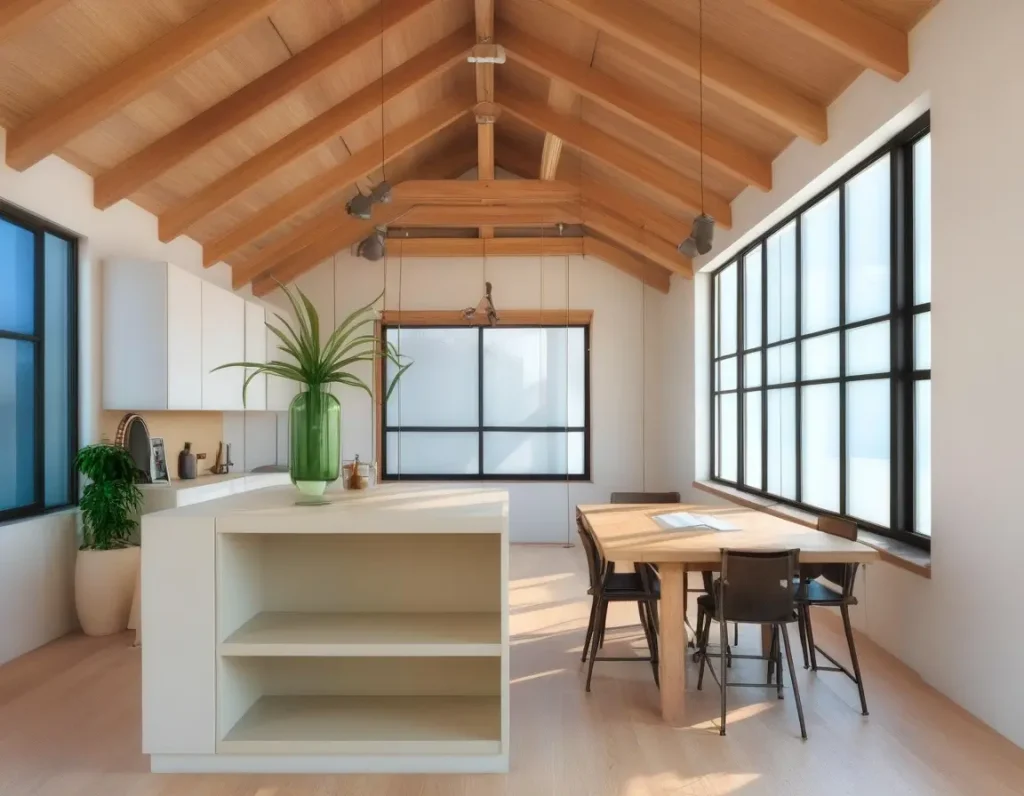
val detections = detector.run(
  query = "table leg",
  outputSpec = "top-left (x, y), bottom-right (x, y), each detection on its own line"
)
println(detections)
top-left (659, 562), bottom-right (686, 725)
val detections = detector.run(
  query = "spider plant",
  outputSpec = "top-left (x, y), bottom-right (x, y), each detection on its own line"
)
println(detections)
top-left (75, 444), bottom-right (144, 551)
top-left (213, 280), bottom-right (411, 404)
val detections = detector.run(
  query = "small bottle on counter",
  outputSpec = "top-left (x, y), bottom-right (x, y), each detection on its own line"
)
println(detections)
top-left (178, 442), bottom-right (197, 480)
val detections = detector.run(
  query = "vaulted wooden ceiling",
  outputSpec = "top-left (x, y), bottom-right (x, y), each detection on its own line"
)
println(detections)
top-left (0, 0), bottom-right (938, 295)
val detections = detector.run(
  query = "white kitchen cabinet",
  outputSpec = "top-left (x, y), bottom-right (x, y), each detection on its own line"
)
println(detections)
top-left (201, 282), bottom-right (246, 411)
top-left (104, 260), bottom-right (203, 411)
top-left (243, 302), bottom-right (267, 411)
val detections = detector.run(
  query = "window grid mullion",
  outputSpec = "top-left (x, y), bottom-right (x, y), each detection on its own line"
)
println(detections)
top-left (737, 258), bottom-right (745, 486)
top-left (760, 242), bottom-right (768, 493)
top-left (33, 227), bottom-right (45, 511)
top-left (795, 215), bottom-right (803, 504)
top-left (838, 185), bottom-right (847, 517)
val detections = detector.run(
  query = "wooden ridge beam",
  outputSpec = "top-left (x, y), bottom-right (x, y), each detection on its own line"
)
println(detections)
top-left (391, 179), bottom-right (579, 205)
top-left (93, 0), bottom-right (436, 209)
top-left (158, 29), bottom-right (473, 242)
top-left (203, 97), bottom-right (471, 267)
top-left (502, 91), bottom-right (732, 227)
top-left (4, 0), bottom-right (279, 171)
top-left (749, 0), bottom-right (908, 80)
top-left (230, 148), bottom-right (477, 288)
top-left (582, 236), bottom-right (671, 293)
top-left (501, 24), bottom-right (772, 191)
top-left (381, 309), bottom-right (594, 325)
top-left (397, 204), bottom-right (581, 227)
top-left (580, 203), bottom-right (692, 278)
top-left (545, 0), bottom-right (827, 143)
top-left (474, 0), bottom-right (495, 238)
top-left (0, 0), bottom-right (67, 44)
top-left (387, 237), bottom-right (584, 257)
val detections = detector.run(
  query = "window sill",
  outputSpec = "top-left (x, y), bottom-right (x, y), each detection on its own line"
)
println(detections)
top-left (692, 480), bottom-right (931, 579)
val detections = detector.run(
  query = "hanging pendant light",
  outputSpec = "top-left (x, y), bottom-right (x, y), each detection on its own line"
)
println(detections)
top-left (679, 0), bottom-right (715, 259)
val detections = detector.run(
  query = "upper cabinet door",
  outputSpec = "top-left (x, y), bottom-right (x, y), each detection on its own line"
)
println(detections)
top-left (166, 266), bottom-right (203, 410)
top-left (201, 283), bottom-right (245, 411)
top-left (244, 302), bottom-right (267, 411)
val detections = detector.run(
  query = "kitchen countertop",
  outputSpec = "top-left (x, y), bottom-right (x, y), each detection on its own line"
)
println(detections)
top-left (140, 471), bottom-right (286, 491)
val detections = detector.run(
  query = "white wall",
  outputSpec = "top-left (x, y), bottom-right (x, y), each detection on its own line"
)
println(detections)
top-left (681, 0), bottom-right (1024, 747)
top-left (291, 250), bottom-right (675, 543)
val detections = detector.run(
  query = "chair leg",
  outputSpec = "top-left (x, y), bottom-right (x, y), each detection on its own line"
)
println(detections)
top-left (581, 595), bottom-right (598, 663)
top-left (637, 600), bottom-right (660, 688)
top-left (585, 597), bottom-right (606, 692)
top-left (719, 612), bottom-right (728, 736)
top-left (797, 605), bottom-right (810, 669)
top-left (733, 622), bottom-right (739, 646)
top-left (766, 626), bottom-right (778, 685)
top-left (841, 604), bottom-right (869, 716)
top-left (597, 600), bottom-right (609, 649)
top-left (696, 612), bottom-right (709, 690)
top-left (693, 603), bottom-right (705, 663)
top-left (781, 624), bottom-right (807, 739)
top-left (805, 606), bottom-right (819, 671)
top-left (776, 625), bottom-right (784, 700)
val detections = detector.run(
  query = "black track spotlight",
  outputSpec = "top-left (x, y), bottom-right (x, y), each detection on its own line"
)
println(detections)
top-left (678, 213), bottom-right (715, 258)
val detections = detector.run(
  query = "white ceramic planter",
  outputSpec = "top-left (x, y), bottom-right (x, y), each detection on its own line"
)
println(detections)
top-left (75, 547), bottom-right (140, 636)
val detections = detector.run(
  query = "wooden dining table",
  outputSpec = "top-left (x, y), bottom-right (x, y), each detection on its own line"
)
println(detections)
top-left (577, 501), bottom-right (880, 725)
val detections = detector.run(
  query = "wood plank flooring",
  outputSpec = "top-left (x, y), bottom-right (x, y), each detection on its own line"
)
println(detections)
top-left (1, 546), bottom-right (1022, 795)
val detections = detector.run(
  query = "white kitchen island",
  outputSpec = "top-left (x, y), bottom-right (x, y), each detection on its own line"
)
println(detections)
top-left (141, 484), bottom-right (509, 774)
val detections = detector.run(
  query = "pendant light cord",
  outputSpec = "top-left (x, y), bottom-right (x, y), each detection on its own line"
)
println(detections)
top-left (699, 0), bottom-right (705, 216)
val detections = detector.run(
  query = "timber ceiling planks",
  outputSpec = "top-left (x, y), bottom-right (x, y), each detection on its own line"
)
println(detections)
top-left (0, 0), bottom-right (940, 290)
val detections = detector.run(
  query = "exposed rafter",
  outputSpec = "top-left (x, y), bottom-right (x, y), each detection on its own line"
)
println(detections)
top-left (92, 0), bottom-right (436, 209)
top-left (392, 179), bottom-right (580, 205)
top-left (387, 237), bottom-right (585, 257)
top-left (4, 0), bottom-right (279, 171)
top-left (582, 236), bottom-right (671, 293)
top-left (749, 0), bottom-right (908, 80)
top-left (158, 29), bottom-right (473, 243)
top-left (539, 82), bottom-right (578, 181)
top-left (203, 98), bottom-right (471, 267)
top-left (544, 0), bottom-right (828, 143)
top-left (580, 203), bottom-right (693, 278)
top-left (474, 0), bottom-right (495, 238)
top-left (502, 91), bottom-right (732, 227)
top-left (501, 24), bottom-right (772, 191)
top-left (398, 204), bottom-right (580, 227)
top-left (0, 0), bottom-right (67, 44)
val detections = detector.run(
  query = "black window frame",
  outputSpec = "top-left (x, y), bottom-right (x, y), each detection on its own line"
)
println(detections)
top-left (710, 113), bottom-right (931, 549)
top-left (380, 322), bottom-right (591, 481)
top-left (0, 201), bottom-right (79, 524)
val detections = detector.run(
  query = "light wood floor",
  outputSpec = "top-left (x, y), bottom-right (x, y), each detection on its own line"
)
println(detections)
top-left (2, 546), bottom-right (1023, 795)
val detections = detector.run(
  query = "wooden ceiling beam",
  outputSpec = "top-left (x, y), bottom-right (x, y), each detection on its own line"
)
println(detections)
top-left (388, 237), bottom-right (584, 257)
top-left (396, 204), bottom-right (581, 227)
top-left (474, 0), bottom-right (495, 237)
top-left (391, 179), bottom-right (579, 205)
top-left (539, 82), bottom-right (578, 181)
top-left (0, 0), bottom-right (67, 44)
top-left (544, 0), bottom-right (827, 143)
top-left (580, 203), bottom-right (692, 278)
top-left (501, 91), bottom-right (731, 227)
top-left (501, 24), bottom-right (772, 191)
top-left (204, 98), bottom-right (470, 267)
top-left (582, 236), bottom-right (671, 293)
top-left (158, 28), bottom-right (473, 243)
top-left (93, 0), bottom-right (436, 209)
top-left (4, 0), bottom-right (279, 171)
top-left (749, 0), bottom-right (908, 80)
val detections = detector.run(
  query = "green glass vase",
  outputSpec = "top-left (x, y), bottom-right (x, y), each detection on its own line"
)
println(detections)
top-left (289, 385), bottom-right (341, 496)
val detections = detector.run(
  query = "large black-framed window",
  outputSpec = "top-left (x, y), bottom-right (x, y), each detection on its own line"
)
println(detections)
top-left (711, 113), bottom-right (931, 548)
top-left (0, 202), bottom-right (79, 523)
top-left (381, 323), bottom-right (590, 480)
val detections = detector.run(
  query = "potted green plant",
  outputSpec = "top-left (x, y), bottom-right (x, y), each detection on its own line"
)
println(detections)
top-left (74, 443), bottom-right (144, 636)
top-left (215, 282), bottom-right (410, 496)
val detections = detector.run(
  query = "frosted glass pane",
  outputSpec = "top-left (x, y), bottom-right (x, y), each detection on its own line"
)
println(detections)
top-left (483, 327), bottom-right (584, 427)
top-left (914, 135), bottom-right (931, 304)
top-left (484, 432), bottom-right (584, 475)
top-left (845, 155), bottom-right (891, 323)
top-left (744, 391), bottom-right (762, 489)
top-left (744, 246), bottom-right (762, 349)
top-left (744, 352), bottom-right (762, 388)
top-left (386, 432), bottom-right (478, 475)
top-left (766, 343), bottom-right (796, 385)
top-left (0, 217), bottom-right (35, 335)
top-left (766, 222), bottom-right (796, 343)
top-left (720, 393), bottom-right (737, 482)
top-left (847, 321), bottom-right (890, 376)
top-left (914, 312), bottom-right (931, 370)
top-left (766, 387), bottom-right (796, 499)
top-left (802, 332), bottom-right (839, 381)
top-left (801, 191), bottom-right (840, 334)
top-left (847, 379), bottom-right (890, 527)
top-left (0, 339), bottom-right (36, 511)
top-left (915, 381), bottom-right (931, 536)
top-left (718, 263), bottom-right (738, 356)
top-left (718, 356), bottom-right (737, 391)
top-left (44, 234), bottom-right (70, 508)
top-left (801, 383), bottom-right (839, 511)
top-left (386, 328), bottom-right (478, 426)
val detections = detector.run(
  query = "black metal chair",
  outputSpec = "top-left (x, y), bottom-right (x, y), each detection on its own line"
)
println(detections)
top-left (576, 515), bottom-right (660, 692)
top-left (795, 516), bottom-right (869, 716)
top-left (696, 548), bottom-right (807, 739)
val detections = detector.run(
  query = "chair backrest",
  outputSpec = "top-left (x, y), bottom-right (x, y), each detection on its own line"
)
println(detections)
top-left (816, 516), bottom-right (858, 590)
top-left (718, 549), bottom-right (800, 624)
top-left (610, 491), bottom-right (681, 504)
top-left (575, 517), bottom-right (605, 591)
